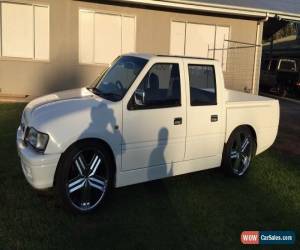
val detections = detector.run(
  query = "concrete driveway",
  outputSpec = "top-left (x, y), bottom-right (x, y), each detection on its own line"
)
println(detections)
top-left (272, 99), bottom-right (300, 156)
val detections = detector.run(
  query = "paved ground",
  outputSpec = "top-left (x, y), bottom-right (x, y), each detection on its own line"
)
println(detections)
top-left (272, 99), bottom-right (300, 156)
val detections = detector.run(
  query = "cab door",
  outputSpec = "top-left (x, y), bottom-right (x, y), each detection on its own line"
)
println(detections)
top-left (183, 59), bottom-right (225, 162)
top-left (121, 57), bottom-right (186, 172)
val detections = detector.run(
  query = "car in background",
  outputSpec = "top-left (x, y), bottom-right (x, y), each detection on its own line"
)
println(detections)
top-left (260, 58), bottom-right (300, 97)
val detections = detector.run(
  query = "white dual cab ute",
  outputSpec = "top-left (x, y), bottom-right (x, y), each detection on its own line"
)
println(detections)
top-left (17, 54), bottom-right (279, 213)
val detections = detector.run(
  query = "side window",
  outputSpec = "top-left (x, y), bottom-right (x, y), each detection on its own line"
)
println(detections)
top-left (129, 63), bottom-right (181, 110)
top-left (278, 60), bottom-right (297, 72)
top-left (188, 65), bottom-right (217, 106)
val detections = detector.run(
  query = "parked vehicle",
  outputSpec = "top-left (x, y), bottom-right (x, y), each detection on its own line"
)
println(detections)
top-left (17, 54), bottom-right (280, 213)
top-left (260, 58), bottom-right (300, 97)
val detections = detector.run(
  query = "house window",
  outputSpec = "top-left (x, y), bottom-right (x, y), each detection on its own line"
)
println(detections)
top-left (79, 10), bottom-right (136, 65)
top-left (170, 21), bottom-right (229, 71)
top-left (0, 2), bottom-right (50, 60)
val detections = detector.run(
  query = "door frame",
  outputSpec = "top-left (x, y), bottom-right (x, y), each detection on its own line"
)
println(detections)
top-left (120, 56), bottom-right (187, 171)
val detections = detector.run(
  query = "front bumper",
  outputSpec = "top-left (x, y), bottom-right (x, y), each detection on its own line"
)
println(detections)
top-left (17, 126), bottom-right (61, 190)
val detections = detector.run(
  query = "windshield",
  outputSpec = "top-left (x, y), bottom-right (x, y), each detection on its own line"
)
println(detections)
top-left (89, 56), bottom-right (148, 101)
top-left (278, 60), bottom-right (297, 72)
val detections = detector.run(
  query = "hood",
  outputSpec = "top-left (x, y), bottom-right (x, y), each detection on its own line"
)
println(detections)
top-left (20, 87), bottom-right (122, 155)
top-left (23, 88), bottom-right (94, 124)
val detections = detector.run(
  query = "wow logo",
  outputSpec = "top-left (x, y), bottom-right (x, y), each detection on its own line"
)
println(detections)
top-left (241, 231), bottom-right (295, 245)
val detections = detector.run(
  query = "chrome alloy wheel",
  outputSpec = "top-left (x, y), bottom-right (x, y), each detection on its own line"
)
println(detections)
top-left (67, 149), bottom-right (108, 211)
top-left (230, 133), bottom-right (252, 176)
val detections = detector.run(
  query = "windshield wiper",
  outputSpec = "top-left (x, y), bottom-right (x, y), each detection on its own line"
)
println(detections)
top-left (87, 87), bottom-right (102, 95)
top-left (87, 87), bottom-right (122, 101)
top-left (100, 92), bottom-right (123, 101)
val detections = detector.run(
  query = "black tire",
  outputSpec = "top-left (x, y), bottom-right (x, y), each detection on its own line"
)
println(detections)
top-left (222, 126), bottom-right (256, 177)
top-left (55, 140), bottom-right (114, 214)
top-left (278, 87), bottom-right (287, 97)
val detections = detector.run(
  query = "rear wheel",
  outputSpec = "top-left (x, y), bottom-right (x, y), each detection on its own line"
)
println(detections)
top-left (222, 127), bottom-right (256, 177)
top-left (55, 140), bottom-right (113, 213)
top-left (278, 86), bottom-right (287, 97)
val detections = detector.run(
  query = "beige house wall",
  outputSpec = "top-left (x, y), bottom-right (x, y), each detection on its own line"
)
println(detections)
top-left (0, 0), bottom-right (261, 96)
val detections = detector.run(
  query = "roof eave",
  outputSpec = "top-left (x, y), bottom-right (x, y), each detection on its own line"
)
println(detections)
top-left (115, 0), bottom-right (269, 19)
top-left (276, 14), bottom-right (300, 22)
top-left (114, 0), bottom-right (300, 21)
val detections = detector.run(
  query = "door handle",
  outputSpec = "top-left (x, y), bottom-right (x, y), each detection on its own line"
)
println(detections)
top-left (211, 115), bottom-right (218, 122)
top-left (174, 117), bottom-right (182, 125)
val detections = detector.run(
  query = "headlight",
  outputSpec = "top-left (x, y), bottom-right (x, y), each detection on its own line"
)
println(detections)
top-left (25, 127), bottom-right (49, 152)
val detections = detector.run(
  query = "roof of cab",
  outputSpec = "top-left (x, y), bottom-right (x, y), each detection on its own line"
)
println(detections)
top-left (124, 53), bottom-right (154, 60)
top-left (124, 53), bottom-right (215, 61)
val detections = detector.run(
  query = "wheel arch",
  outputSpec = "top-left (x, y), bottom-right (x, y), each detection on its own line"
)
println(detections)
top-left (222, 124), bottom-right (258, 176)
top-left (226, 124), bottom-right (257, 147)
top-left (53, 137), bottom-right (117, 187)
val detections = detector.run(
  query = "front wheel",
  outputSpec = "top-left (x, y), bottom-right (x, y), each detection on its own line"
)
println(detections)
top-left (222, 127), bottom-right (256, 177)
top-left (55, 140), bottom-right (113, 214)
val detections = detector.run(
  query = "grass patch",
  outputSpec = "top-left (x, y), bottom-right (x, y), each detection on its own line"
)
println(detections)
top-left (0, 103), bottom-right (299, 249)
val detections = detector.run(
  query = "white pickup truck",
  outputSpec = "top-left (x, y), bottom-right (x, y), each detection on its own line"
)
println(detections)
top-left (17, 54), bottom-right (279, 213)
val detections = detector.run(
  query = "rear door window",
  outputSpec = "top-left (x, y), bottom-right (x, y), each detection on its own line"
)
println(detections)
top-left (188, 65), bottom-right (217, 106)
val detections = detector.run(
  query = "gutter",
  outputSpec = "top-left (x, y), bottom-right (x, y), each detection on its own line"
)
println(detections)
top-left (114, 0), bottom-right (300, 21)
top-left (114, 0), bottom-right (272, 19)
top-left (276, 14), bottom-right (300, 22)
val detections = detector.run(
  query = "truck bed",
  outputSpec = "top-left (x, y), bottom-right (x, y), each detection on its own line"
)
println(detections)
top-left (223, 89), bottom-right (280, 155)
top-left (224, 89), bottom-right (277, 107)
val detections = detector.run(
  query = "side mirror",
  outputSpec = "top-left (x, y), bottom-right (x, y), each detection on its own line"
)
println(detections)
top-left (134, 89), bottom-right (146, 106)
